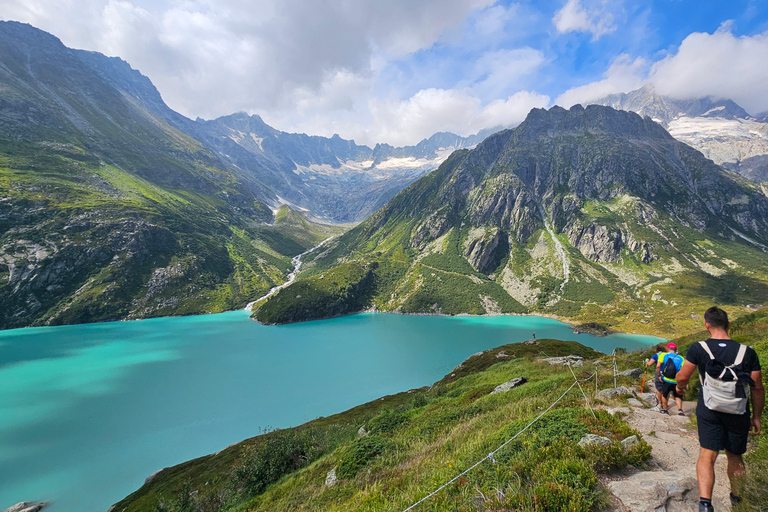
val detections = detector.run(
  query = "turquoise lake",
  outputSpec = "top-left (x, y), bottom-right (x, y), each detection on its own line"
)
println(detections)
top-left (0, 311), bottom-right (663, 512)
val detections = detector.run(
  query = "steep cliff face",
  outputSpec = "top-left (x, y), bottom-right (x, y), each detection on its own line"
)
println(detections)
top-left (256, 105), bottom-right (768, 332)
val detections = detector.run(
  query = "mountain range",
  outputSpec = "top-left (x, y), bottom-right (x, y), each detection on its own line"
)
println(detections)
top-left (591, 84), bottom-right (768, 183)
top-left (0, 21), bottom-right (485, 329)
top-left (255, 104), bottom-right (768, 335)
top-left (3, 20), bottom-right (768, 331)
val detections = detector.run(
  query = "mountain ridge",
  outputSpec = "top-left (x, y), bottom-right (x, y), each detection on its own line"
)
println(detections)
top-left (254, 104), bottom-right (768, 334)
top-left (590, 84), bottom-right (768, 183)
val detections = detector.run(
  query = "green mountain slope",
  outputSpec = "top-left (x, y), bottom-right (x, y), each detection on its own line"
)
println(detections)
top-left (255, 105), bottom-right (768, 335)
top-left (0, 22), bottom-right (339, 329)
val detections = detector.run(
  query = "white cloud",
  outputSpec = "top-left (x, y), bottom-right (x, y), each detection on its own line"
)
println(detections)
top-left (469, 47), bottom-right (547, 99)
top-left (554, 54), bottom-right (647, 107)
top-left (0, 0), bottom-right (494, 121)
top-left (365, 88), bottom-right (550, 146)
top-left (649, 24), bottom-right (768, 115)
top-left (552, 0), bottom-right (617, 40)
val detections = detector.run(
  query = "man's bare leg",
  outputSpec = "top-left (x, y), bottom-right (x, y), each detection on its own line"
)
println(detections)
top-left (675, 396), bottom-right (683, 413)
top-left (697, 447), bottom-right (719, 500)
top-left (660, 393), bottom-right (669, 412)
top-left (725, 450), bottom-right (745, 497)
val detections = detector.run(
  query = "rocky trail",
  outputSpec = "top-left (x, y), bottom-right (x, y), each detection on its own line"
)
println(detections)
top-left (602, 395), bottom-right (732, 511)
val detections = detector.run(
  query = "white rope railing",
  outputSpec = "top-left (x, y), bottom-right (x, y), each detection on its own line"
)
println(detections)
top-left (401, 370), bottom-right (598, 512)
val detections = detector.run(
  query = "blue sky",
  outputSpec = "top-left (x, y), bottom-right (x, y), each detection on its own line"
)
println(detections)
top-left (2, 0), bottom-right (768, 146)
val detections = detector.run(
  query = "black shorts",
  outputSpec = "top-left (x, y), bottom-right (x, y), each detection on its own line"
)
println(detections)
top-left (654, 376), bottom-right (664, 392)
top-left (662, 381), bottom-right (682, 399)
top-left (696, 401), bottom-right (751, 455)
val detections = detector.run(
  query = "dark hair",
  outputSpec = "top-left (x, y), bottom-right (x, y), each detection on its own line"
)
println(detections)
top-left (704, 307), bottom-right (729, 329)
top-left (655, 343), bottom-right (666, 352)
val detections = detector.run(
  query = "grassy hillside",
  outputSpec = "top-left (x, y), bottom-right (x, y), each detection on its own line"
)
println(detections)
top-left (0, 143), bottom-right (339, 328)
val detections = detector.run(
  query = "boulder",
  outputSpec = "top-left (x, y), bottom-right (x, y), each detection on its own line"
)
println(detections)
top-left (3, 503), bottom-right (47, 512)
top-left (618, 368), bottom-right (644, 379)
top-left (357, 426), bottom-right (370, 437)
top-left (640, 393), bottom-right (659, 407)
top-left (596, 386), bottom-right (634, 399)
top-left (621, 435), bottom-right (640, 451)
top-left (578, 434), bottom-right (612, 447)
top-left (607, 469), bottom-right (698, 511)
top-left (542, 355), bottom-right (584, 366)
top-left (627, 398), bottom-right (644, 408)
top-left (606, 406), bottom-right (631, 415)
top-left (490, 377), bottom-right (528, 395)
top-left (325, 467), bottom-right (337, 487)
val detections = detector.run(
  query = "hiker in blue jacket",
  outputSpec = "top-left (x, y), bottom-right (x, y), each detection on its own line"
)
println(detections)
top-left (657, 342), bottom-right (685, 415)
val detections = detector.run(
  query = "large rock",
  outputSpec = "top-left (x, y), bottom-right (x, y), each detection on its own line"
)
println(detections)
top-left (640, 392), bottom-right (659, 407)
top-left (325, 467), bottom-right (337, 487)
top-left (578, 434), bottom-right (612, 447)
top-left (542, 355), bottom-right (584, 366)
top-left (618, 368), bottom-right (644, 379)
top-left (627, 398), bottom-right (644, 407)
top-left (463, 228), bottom-right (508, 274)
top-left (607, 469), bottom-right (698, 512)
top-left (490, 377), bottom-right (528, 395)
top-left (596, 386), bottom-right (634, 399)
top-left (621, 435), bottom-right (640, 451)
top-left (3, 503), bottom-right (47, 512)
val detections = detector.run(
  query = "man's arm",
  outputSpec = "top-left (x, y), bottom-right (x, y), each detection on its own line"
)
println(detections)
top-left (750, 370), bottom-right (764, 436)
top-left (675, 359), bottom-right (696, 394)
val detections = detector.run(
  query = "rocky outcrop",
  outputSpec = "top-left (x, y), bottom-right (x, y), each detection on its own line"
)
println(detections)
top-left (463, 229), bottom-right (507, 273)
top-left (410, 210), bottom-right (452, 249)
top-left (573, 322), bottom-right (611, 336)
top-left (542, 355), bottom-right (584, 366)
top-left (607, 469), bottom-right (698, 512)
top-left (596, 386), bottom-right (634, 399)
top-left (3, 502), bottom-right (47, 512)
top-left (578, 434), bottom-right (612, 447)
top-left (490, 377), bottom-right (527, 394)
top-left (621, 435), bottom-right (640, 451)
top-left (325, 468), bottom-right (337, 487)
top-left (566, 221), bottom-right (624, 263)
top-left (618, 369), bottom-right (644, 379)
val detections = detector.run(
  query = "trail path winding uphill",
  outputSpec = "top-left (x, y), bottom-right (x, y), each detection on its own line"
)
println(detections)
top-left (604, 400), bottom-right (732, 512)
top-left (244, 236), bottom-right (334, 312)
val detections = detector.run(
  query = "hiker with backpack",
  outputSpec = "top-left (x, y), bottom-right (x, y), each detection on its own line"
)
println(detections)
top-left (674, 307), bottom-right (764, 512)
top-left (646, 343), bottom-right (668, 409)
top-left (657, 342), bottom-right (685, 415)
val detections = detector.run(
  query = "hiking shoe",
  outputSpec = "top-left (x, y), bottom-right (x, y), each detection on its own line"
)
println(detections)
top-left (678, 410), bottom-right (685, 416)
top-left (660, 409), bottom-right (670, 415)
top-left (730, 492), bottom-right (743, 507)
top-left (699, 502), bottom-right (715, 512)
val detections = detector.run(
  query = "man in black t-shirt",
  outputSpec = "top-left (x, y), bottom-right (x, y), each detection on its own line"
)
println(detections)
top-left (675, 307), bottom-right (764, 512)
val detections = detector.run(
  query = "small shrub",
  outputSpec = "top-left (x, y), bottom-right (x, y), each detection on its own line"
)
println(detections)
top-left (581, 439), bottom-right (652, 472)
top-left (367, 409), bottom-right (410, 435)
top-left (336, 435), bottom-right (390, 479)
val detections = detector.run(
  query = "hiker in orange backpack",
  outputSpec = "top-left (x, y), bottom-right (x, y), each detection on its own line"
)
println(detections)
top-left (657, 342), bottom-right (685, 415)
top-left (675, 307), bottom-right (764, 512)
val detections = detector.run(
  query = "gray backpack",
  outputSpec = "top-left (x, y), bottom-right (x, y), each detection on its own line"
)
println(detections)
top-left (698, 341), bottom-right (750, 415)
